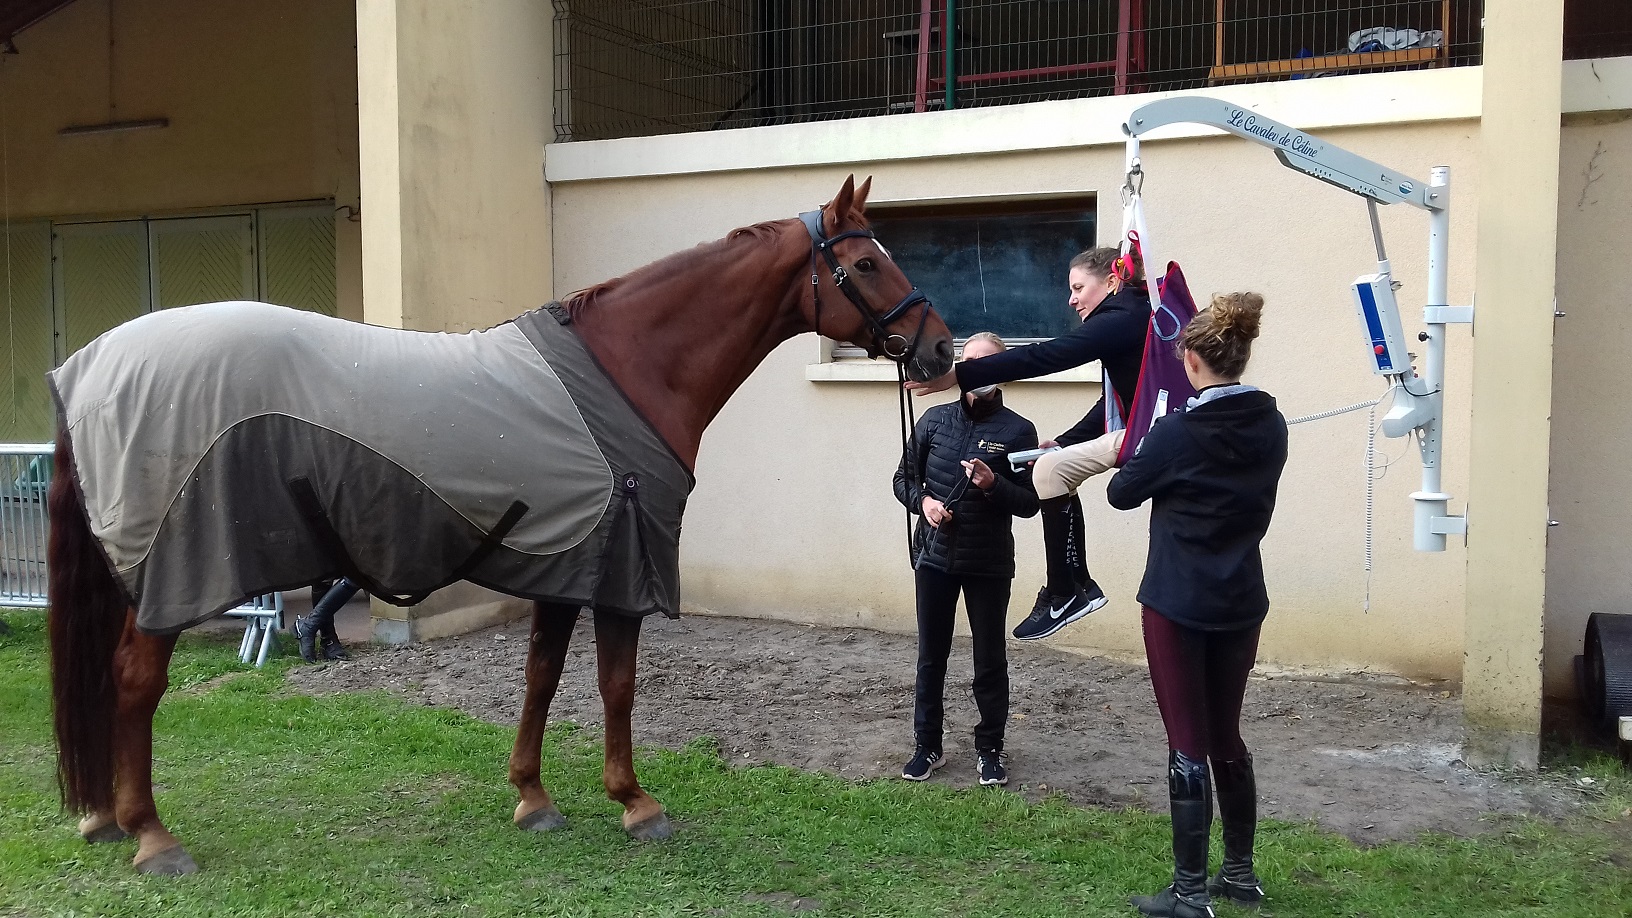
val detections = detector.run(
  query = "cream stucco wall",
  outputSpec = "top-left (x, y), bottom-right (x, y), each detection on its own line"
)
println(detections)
top-left (354, 0), bottom-right (555, 641)
top-left (356, 0), bottom-right (554, 336)
top-left (0, 0), bottom-right (362, 319)
top-left (548, 71), bottom-right (1485, 683)
top-left (1547, 110), bottom-right (1632, 699)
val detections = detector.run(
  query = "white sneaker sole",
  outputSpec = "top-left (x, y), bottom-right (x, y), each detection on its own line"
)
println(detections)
top-left (1013, 593), bottom-right (1108, 641)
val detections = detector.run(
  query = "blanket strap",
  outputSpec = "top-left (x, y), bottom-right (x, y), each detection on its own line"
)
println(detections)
top-left (287, 476), bottom-right (529, 607)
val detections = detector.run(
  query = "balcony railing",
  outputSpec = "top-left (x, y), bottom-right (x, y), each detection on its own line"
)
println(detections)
top-left (553, 0), bottom-right (1510, 142)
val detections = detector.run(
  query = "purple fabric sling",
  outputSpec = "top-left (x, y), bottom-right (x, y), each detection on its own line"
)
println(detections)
top-left (1114, 261), bottom-right (1201, 466)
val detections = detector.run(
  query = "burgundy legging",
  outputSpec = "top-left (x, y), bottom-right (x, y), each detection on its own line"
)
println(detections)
top-left (1141, 606), bottom-right (1261, 761)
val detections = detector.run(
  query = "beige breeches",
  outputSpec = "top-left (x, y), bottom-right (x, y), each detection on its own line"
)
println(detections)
top-left (1032, 429), bottom-right (1126, 500)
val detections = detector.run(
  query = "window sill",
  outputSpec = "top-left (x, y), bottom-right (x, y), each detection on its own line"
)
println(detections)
top-left (806, 359), bottom-right (1100, 384)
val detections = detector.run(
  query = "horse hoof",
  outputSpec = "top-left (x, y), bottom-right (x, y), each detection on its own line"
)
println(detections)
top-left (134, 844), bottom-right (199, 876)
top-left (79, 815), bottom-right (131, 844)
top-left (516, 805), bottom-right (567, 832)
top-left (625, 811), bottom-right (673, 842)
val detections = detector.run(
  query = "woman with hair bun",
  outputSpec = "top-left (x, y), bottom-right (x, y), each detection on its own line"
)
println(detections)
top-left (1106, 293), bottom-right (1288, 918)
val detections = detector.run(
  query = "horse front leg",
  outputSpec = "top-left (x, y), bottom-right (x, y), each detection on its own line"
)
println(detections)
top-left (593, 608), bottom-right (670, 840)
top-left (509, 601), bottom-right (580, 831)
top-left (108, 612), bottom-right (193, 875)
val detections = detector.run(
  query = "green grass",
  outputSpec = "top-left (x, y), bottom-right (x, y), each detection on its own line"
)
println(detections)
top-left (1, 610), bottom-right (1629, 918)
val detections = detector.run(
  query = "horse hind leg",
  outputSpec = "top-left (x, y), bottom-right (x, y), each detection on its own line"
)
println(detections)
top-left (509, 601), bottom-right (580, 832)
top-left (77, 811), bottom-right (130, 843)
top-left (109, 613), bottom-right (194, 875)
top-left (593, 608), bottom-right (670, 841)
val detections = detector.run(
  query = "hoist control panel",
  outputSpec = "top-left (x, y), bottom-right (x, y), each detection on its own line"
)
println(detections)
top-left (1352, 272), bottom-right (1410, 377)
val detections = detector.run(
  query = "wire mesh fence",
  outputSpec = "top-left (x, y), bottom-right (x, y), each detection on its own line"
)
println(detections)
top-left (552, 0), bottom-right (1493, 142)
top-left (1565, 0), bottom-right (1632, 61)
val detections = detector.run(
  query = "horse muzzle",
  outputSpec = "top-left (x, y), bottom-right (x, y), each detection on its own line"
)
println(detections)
top-left (905, 334), bottom-right (955, 383)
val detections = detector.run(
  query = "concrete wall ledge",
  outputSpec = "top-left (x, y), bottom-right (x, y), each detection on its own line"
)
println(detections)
top-left (372, 581), bottom-right (533, 645)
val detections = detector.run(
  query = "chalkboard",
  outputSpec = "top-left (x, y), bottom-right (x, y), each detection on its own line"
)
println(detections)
top-left (870, 207), bottom-right (1096, 340)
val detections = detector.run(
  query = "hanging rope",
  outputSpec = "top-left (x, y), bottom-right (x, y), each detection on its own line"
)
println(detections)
top-left (897, 360), bottom-right (921, 564)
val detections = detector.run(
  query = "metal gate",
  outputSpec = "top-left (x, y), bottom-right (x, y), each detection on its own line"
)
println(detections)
top-left (0, 443), bottom-right (53, 607)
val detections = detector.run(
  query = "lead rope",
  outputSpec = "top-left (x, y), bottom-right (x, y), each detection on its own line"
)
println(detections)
top-left (899, 359), bottom-right (921, 564)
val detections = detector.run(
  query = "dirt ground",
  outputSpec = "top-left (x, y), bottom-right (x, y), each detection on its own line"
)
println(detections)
top-left (286, 612), bottom-right (1587, 843)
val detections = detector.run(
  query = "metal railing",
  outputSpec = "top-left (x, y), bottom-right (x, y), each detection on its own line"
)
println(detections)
top-left (552, 0), bottom-right (1491, 142)
top-left (1, 442), bottom-right (283, 667)
top-left (0, 443), bottom-right (53, 607)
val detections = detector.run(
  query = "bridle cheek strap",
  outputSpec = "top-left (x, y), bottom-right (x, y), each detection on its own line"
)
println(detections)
top-left (800, 208), bottom-right (929, 363)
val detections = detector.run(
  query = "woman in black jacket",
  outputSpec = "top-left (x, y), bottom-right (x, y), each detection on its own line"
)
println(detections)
top-left (906, 247), bottom-right (1151, 642)
top-left (893, 332), bottom-right (1040, 786)
top-left (1106, 293), bottom-right (1288, 918)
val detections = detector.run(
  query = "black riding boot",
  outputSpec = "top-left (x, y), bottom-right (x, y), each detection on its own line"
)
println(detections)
top-left (1208, 755), bottom-right (1264, 907)
top-left (297, 578), bottom-right (360, 662)
top-left (319, 620), bottom-right (351, 661)
top-left (1131, 750), bottom-right (1215, 918)
top-left (294, 615), bottom-right (320, 663)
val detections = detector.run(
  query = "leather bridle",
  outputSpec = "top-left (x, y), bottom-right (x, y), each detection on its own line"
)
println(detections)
top-left (800, 206), bottom-right (940, 563)
top-left (800, 208), bottom-right (931, 363)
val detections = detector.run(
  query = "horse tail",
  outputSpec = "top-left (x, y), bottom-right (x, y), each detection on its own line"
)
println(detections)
top-left (47, 428), bottom-right (126, 814)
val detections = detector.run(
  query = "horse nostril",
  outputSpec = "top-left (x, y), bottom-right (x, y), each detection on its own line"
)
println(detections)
top-left (936, 338), bottom-right (954, 363)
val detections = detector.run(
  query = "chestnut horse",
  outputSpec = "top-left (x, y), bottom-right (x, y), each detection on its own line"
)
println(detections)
top-left (47, 176), bottom-right (955, 874)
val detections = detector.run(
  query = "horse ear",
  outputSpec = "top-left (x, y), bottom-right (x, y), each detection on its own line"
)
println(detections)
top-left (825, 175), bottom-right (857, 234)
top-left (853, 176), bottom-right (873, 215)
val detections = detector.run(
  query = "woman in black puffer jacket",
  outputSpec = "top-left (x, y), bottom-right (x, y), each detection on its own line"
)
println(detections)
top-left (892, 332), bottom-right (1039, 787)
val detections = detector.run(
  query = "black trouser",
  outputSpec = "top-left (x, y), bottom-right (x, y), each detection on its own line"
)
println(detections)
top-left (1141, 606), bottom-right (1260, 760)
top-left (914, 566), bottom-right (1011, 753)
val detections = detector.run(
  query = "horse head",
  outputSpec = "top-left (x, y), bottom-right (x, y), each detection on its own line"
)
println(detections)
top-left (802, 176), bottom-right (955, 383)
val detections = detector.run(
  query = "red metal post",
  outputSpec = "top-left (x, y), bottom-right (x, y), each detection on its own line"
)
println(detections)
top-left (1131, 0), bottom-right (1146, 82)
top-left (914, 0), bottom-right (934, 112)
top-left (1114, 0), bottom-right (1133, 94)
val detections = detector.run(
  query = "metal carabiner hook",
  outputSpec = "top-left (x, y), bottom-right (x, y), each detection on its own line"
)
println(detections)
top-left (1122, 161), bottom-right (1145, 203)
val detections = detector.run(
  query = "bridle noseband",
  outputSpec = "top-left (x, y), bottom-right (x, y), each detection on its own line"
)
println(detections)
top-left (800, 208), bottom-right (931, 362)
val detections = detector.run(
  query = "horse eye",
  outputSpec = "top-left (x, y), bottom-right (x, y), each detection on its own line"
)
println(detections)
top-left (855, 258), bottom-right (875, 273)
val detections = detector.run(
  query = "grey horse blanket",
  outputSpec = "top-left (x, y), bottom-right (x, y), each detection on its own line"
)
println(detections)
top-left (49, 301), bottom-right (693, 634)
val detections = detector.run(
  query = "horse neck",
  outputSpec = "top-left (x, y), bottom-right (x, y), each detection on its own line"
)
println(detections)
top-left (568, 227), bottom-right (812, 471)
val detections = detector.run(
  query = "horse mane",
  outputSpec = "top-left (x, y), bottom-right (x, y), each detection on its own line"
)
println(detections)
top-left (559, 219), bottom-right (788, 317)
top-left (560, 213), bottom-right (865, 318)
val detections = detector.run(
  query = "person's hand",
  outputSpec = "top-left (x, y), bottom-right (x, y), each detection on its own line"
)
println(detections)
top-left (1039, 439), bottom-right (1059, 450)
top-left (962, 458), bottom-right (995, 490)
top-left (903, 370), bottom-right (957, 396)
top-left (921, 496), bottom-right (952, 528)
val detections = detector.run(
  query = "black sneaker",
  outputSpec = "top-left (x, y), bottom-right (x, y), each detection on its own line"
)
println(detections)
top-left (976, 750), bottom-right (1008, 786)
top-left (1011, 581), bottom-right (1107, 641)
top-left (900, 746), bottom-right (944, 781)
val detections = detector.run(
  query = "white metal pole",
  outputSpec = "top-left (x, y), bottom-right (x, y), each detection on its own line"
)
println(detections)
top-left (1413, 166), bottom-right (1453, 550)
